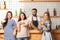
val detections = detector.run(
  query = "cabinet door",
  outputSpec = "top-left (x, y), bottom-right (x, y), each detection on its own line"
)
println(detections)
top-left (19, 0), bottom-right (32, 2)
top-left (33, 0), bottom-right (60, 2)
top-left (0, 34), bottom-right (4, 40)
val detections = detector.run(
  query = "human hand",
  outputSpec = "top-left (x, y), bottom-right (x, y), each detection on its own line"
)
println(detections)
top-left (40, 21), bottom-right (44, 25)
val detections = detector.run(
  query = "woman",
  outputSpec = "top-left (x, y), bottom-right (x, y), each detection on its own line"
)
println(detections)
top-left (1, 11), bottom-right (17, 40)
top-left (16, 12), bottom-right (29, 40)
top-left (38, 12), bottom-right (52, 40)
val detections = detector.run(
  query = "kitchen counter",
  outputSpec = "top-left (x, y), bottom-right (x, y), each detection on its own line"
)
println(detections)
top-left (0, 29), bottom-right (4, 33)
top-left (0, 29), bottom-right (60, 40)
top-left (29, 30), bottom-right (42, 40)
top-left (0, 29), bottom-right (4, 40)
top-left (52, 30), bottom-right (60, 40)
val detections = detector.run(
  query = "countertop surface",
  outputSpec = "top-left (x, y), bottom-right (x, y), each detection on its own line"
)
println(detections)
top-left (0, 29), bottom-right (41, 34)
top-left (0, 29), bottom-right (60, 34)
top-left (0, 29), bottom-right (4, 33)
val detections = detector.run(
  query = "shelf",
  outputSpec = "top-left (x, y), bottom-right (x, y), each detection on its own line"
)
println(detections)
top-left (40, 16), bottom-right (60, 18)
top-left (29, 30), bottom-right (42, 34)
top-left (19, 0), bottom-right (60, 2)
top-left (52, 29), bottom-right (60, 34)
top-left (19, 0), bottom-right (32, 2)
top-left (13, 16), bottom-right (60, 18)
top-left (0, 29), bottom-right (4, 34)
top-left (0, 9), bottom-right (8, 10)
top-left (33, 0), bottom-right (60, 2)
top-left (13, 16), bottom-right (19, 18)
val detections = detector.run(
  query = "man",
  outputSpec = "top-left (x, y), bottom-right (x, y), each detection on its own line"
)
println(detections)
top-left (28, 8), bottom-right (41, 30)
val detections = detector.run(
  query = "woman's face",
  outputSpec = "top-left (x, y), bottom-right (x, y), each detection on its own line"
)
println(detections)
top-left (20, 14), bottom-right (25, 20)
top-left (44, 14), bottom-right (48, 20)
top-left (7, 13), bottom-right (12, 19)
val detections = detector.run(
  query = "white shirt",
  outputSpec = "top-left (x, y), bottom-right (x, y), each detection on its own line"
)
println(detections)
top-left (28, 15), bottom-right (41, 25)
top-left (28, 15), bottom-right (41, 21)
top-left (16, 20), bottom-right (29, 38)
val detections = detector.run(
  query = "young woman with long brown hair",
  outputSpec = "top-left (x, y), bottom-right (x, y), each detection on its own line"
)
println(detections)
top-left (1, 11), bottom-right (17, 40)
top-left (16, 12), bottom-right (29, 40)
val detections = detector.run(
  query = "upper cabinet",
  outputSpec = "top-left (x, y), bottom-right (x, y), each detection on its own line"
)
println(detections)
top-left (19, 0), bottom-right (60, 2)
top-left (19, 0), bottom-right (32, 2)
top-left (33, 0), bottom-right (60, 2)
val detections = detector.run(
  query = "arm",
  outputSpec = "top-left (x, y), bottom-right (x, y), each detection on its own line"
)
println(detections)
top-left (17, 22), bottom-right (20, 32)
top-left (30, 21), bottom-right (39, 30)
top-left (13, 28), bottom-right (17, 37)
top-left (25, 22), bottom-right (30, 29)
top-left (46, 22), bottom-right (51, 31)
top-left (12, 20), bottom-right (17, 29)
top-left (22, 20), bottom-right (30, 29)
top-left (23, 22), bottom-right (29, 29)
top-left (39, 21), bottom-right (47, 30)
top-left (12, 20), bottom-right (17, 37)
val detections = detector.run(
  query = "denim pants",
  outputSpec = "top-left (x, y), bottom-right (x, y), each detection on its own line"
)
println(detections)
top-left (16, 37), bottom-right (28, 40)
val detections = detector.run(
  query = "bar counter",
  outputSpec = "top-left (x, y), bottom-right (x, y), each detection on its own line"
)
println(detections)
top-left (0, 29), bottom-right (60, 40)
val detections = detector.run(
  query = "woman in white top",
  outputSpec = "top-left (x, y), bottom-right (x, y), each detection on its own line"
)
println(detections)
top-left (16, 12), bottom-right (29, 40)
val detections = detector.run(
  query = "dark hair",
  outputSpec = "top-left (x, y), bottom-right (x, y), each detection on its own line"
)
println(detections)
top-left (18, 12), bottom-right (27, 22)
top-left (32, 8), bottom-right (37, 12)
top-left (3, 11), bottom-right (13, 28)
top-left (44, 12), bottom-right (52, 24)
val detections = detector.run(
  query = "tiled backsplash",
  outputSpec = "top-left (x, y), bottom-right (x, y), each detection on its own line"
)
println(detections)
top-left (51, 18), bottom-right (60, 29)
top-left (13, 17), bottom-right (60, 30)
top-left (5, 1), bottom-right (60, 16)
top-left (19, 2), bottom-right (60, 29)
top-left (0, 1), bottom-right (60, 29)
top-left (18, 2), bottom-right (60, 16)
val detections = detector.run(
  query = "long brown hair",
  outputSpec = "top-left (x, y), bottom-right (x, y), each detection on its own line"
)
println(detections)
top-left (18, 12), bottom-right (27, 22)
top-left (44, 12), bottom-right (52, 24)
top-left (44, 12), bottom-right (52, 31)
top-left (3, 11), bottom-right (13, 28)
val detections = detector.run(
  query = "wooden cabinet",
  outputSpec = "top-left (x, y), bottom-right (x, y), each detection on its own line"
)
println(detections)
top-left (52, 30), bottom-right (60, 40)
top-left (19, 0), bottom-right (60, 2)
top-left (0, 30), bottom-right (4, 40)
top-left (1, 29), bottom-right (60, 40)
top-left (29, 30), bottom-right (42, 40)
top-left (29, 33), bottom-right (42, 40)
top-left (29, 30), bottom-right (60, 40)
top-left (0, 33), bottom-right (4, 40)
top-left (33, 0), bottom-right (60, 2)
top-left (19, 0), bottom-right (32, 2)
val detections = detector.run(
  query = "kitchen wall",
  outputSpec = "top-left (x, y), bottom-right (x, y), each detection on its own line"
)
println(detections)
top-left (0, 0), bottom-right (60, 29)
top-left (0, 1), bottom-right (60, 16)
top-left (1, 1), bottom-right (60, 16)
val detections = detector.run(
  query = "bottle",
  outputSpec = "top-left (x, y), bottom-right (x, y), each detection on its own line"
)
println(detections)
top-left (4, 1), bottom-right (6, 9)
top-left (20, 8), bottom-right (22, 13)
top-left (53, 8), bottom-right (56, 16)
top-left (15, 10), bottom-right (18, 16)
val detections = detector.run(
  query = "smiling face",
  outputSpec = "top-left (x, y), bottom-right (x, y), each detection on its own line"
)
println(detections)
top-left (20, 13), bottom-right (25, 20)
top-left (32, 8), bottom-right (37, 16)
top-left (18, 12), bottom-right (27, 21)
top-left (7, 13), bottom-right (12, 19)
top-left (6, 11), bottom-right (12, 20)
top-left (32, 10), bottom-right (37, 16)
top-left (43, 13), bottom-right (49, 20)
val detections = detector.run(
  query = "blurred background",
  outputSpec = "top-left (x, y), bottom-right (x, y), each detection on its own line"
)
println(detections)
top-left (0, 0), bottom-right (60, 40)
top-left (0, 0), bottom-right (60, 29)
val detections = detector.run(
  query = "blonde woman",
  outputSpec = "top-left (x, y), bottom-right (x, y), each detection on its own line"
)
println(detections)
top-left (38, 12), bottom-right (52, 40)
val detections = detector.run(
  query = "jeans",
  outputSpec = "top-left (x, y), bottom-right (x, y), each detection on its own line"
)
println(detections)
top-left (16, 37), bottom-right (28, 40)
